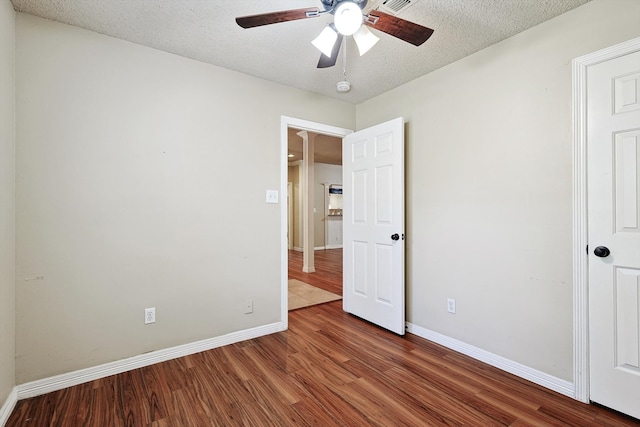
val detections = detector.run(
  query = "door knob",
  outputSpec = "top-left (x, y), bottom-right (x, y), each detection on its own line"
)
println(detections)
top-left (594, 246), bottom-right (610, 258)
top-left (391, 233), bottom-right (400, 241)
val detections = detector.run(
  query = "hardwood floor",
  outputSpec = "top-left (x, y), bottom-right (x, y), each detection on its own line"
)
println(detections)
top-left (288, 249), bottom-right (343, 296)
top-left (7, 298), bottom-right (638, 426)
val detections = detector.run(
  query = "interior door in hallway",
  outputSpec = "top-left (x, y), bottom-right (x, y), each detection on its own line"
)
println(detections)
top-left (342, 117), bottom-right (405, 335)
top-left (587, 48), bottom-right (640, 420)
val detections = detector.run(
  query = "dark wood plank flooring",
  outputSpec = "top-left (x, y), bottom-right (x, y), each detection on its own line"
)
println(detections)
top-left (7, 250), bottom-right (638, 426)
top-left (288, 249), bottom-right (342, 296)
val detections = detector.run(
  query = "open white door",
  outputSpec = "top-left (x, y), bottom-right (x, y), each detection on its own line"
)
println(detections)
top-left (343, 117), bottom-right (405, 335)
top-left (587, 49), bottom-right (640, 419)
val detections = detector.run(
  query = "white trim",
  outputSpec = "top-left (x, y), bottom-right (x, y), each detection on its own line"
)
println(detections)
top-left (571, 36), bottom-right (640, 404)
top-left (293, 246), bottom-right (343, 251)
top-left (406, 323), bottom-right (574, 398)
top-left (280, 116), bottom-right (352, 330)
top-left (0, 388), bottom-right (17, 427)
top-left (15, 322), bottom-right (283, 400)
top-left (297, 160), bottom-right (304, 251)
top-left (288, 182), bottom-right (293, 250)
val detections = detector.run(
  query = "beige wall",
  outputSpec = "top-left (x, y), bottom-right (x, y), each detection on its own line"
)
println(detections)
top-left (314, 182), bottom-right (325, 248)
top-left (314, 163), bottom-right (342, 248)
top-left (15, 13), bottom-right (354, 383)
top-left (288, 163), bottom-right (301, 249)
top-left (287, 162), bottom-right (342, 250)
top-left (356, 0), bottom-right (640, 381)
top-left (0, 0), bottom-right (16, 408)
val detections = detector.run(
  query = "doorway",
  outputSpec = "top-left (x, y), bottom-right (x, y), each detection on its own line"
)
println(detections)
top-left (286, 128), bottom-right (343, 255)
top-left (279, 116), bottom-right (352, 328)
top-left (287, 127), bottom-right (344, 310)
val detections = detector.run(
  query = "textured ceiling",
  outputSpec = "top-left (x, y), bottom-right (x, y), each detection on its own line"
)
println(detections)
top-left (288, 128), bottom-right (343, 165)
top-left (11, 0), bottom-right (591, 104)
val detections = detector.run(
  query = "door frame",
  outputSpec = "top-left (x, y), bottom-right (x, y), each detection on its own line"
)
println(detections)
top-left (280, 116), bottom-right (352, 329)
top-left (572, 36), bottom-right (640, 403)
top-left (287, 182), bottom-right (293, 250)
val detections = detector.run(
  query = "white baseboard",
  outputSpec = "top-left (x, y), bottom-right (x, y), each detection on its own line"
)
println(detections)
top-left (16, 321), bottom-right (284, 400)
top-left (0, 387), bottom-right (17, 427)
top-left (405, 322), bottom-right (575, 398)
top-left (6, 320), bottom-right (575, 418)
top-left (292, 246), bottom-right (342, 251)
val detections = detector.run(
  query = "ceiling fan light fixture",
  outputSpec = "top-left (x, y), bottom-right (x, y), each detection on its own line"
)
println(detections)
top-left (334, 2), bottom-right (363, 36)
top-left (353, 25), bottom-right (379, 56)
top-left (312, 25), bottom-right (339, 57)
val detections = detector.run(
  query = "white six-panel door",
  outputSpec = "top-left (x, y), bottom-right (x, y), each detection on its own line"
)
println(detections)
top-left (587, 49), bottom-right (640, 419)
top-left (342, 117), bottom-right (405, 335)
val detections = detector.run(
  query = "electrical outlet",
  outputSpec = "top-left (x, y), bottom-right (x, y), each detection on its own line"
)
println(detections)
top-left (447, 299), bottom-right (456, 314)
top-left (145, 307), bottom-right (156, 324)
top-left (244, 299), bottom-right (253, 314)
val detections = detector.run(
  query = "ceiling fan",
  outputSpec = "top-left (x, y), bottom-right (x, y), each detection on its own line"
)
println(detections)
top-left (235, 0), bottom-right (434, 68)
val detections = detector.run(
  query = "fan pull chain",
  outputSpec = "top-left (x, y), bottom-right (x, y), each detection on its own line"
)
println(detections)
top-left (343, 37), bottom-right (348, 81)
top-left (336, 36), bottom-right (351, 93)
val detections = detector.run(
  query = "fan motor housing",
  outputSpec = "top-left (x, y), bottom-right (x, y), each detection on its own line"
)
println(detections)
top-left (321, 0), bottom-right (368, 12)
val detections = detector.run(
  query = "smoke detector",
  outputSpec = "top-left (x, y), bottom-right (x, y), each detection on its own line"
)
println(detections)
top-left (336, 80), bottom-right (351, 92)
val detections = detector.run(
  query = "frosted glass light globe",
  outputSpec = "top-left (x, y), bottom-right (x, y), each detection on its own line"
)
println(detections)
top-left (334, 2), bottom-right (363, 36)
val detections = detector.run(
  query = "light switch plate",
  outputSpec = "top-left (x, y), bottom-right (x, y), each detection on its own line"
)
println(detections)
top-left (266, 190), bottom-right (279, 204)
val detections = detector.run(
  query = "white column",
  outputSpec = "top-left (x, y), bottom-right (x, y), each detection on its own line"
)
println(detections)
top-left (299, 131), bottom-right (315, 273)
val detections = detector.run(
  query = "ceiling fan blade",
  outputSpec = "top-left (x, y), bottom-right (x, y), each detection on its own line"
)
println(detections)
top-left (364, 10), bottom-right (434, 46)
top-left (236, 8), bottom-right (320, 29)
top-left (317, 33), bottom-right (343, 68)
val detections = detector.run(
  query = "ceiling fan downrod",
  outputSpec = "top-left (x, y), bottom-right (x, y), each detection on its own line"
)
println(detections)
top-left (321, 0), bottom-right (369, 14)
top-left (336, 38), bottom-right (351, 93)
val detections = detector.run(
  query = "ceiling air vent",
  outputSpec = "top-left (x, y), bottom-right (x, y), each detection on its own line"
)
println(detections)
top-left (364, 0), bottom-right (420, 16)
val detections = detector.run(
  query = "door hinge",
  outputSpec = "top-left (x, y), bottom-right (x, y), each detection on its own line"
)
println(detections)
top-left (586, 244), bottom-right (588, 254)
